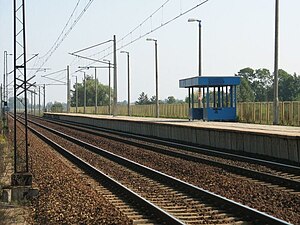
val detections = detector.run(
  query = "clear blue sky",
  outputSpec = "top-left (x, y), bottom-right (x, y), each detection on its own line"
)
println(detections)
top-left (0, 0), bottom-right (299, 104)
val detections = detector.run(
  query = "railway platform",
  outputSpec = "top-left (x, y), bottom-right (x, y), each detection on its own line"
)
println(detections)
top-left (44, 113), bottom-right (300, 164)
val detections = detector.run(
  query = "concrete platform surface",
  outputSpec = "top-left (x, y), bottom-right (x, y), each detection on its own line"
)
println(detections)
top-left (44, 113), bottom-right (300, 163)
top-left (46, 113), bottom-right (300, 137)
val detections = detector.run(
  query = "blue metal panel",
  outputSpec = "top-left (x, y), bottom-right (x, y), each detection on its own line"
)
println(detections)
top-left (203, 107), bottom-right (237, 121)
top-left (179, 76), bottom-right (240, 88)
top-left (189, 108), bottom-right (204, 120)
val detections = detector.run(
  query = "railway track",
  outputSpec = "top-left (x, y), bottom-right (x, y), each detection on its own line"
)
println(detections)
top-left (18, 115), bottom-right (291, 224)
top-left (34, 115), bottom-right (300, 193)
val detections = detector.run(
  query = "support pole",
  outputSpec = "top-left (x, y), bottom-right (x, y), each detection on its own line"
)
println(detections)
top-left (39, 86), bottom-right (41, 115)
top-left (95, 68), bottom-right (97, 114)
top-left (127, 53), bottom-right (130, 116)
top-left (0, 84), bottom-right (2, 121)
top-left (188, 88), bottom-right (191, 120)
top-left (31, 91), bottom-right (33, 114)
top-left (113, 35), bottom-right (117, 116)
top-left (84, 72), bottom-right (86, 114)
top-left (198, 21), bottom-right (202, 108)
top-left (67, 65), bottom-right (70, 113)
top-left (13, 0), bottom-right (30, 175)
top-left (273, 0), bottom-right (279, 125)
top-left (43, 84), bottom-right (45, 112)
top-left (108, 61), bottom-right (111, 115)
top-left (154, 41), bottom-right (159, 118)
top-left (3, 51), bottom-right (7, 113)
top-left (34, 89), bottom-right (36, 115)
top-left (76, 76), bottom-right (78, 113)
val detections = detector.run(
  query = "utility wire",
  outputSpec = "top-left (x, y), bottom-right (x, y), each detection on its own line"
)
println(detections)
top-left (41, 68), bottom-right (67, 78)
top-left (40, 0), bottom-right (81, 59)
top-left (68, 0), bottom-right (170, 69)
top-left (84, 0), bottom-right (210, 63)
top-left (71, 40), bottom-right (113, 54)
top-left (34, 0), bottom-right (95, 75)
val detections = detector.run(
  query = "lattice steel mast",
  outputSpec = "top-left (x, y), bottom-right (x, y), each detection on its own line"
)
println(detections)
top-left (13, 0), bottom-right (29, 176)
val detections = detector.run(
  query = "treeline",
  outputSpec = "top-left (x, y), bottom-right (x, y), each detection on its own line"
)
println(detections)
top-left (70, 75), bottom-right (111, 107)
top-left (237, 67), bottom-right (300, 102)
top-left (135, 92), bottom-right (184, 105)
top-left (65, 68), bottom-right (300, 109)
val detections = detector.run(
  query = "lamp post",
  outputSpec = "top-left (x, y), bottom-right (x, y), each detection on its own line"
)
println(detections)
top-left (94, 68), bottom-right (98, 114)
top-left (83, 72), bottom-right (86, 114)
top-left (76, 76), bottom-right (78, 113)
top-left (67, 65), bottom-right (70, 113)
top-left (146, 38), bottom-right (159, 118)
top-left (71, 75), bottom-right (78, 113)
top-left (103, 59), bottom-right (112, 115)
top-left (120, 51), bottom-right (131, 116)
top-left (188, 18), bottom-right (202, 108)
top-left (38, 86), bottom-right (41, 115)
top-left (113, 35), bottom-right (118, 117)
top-left (43, 84), bottom-right (46, 113)
top-left (34, 89), bottom-right (36, 115)
top-left (273, 0), bottom-right (279, 125)
top-left (188, 18), bottom-right (202, 77)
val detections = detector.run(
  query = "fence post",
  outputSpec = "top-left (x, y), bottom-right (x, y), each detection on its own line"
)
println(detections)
top-left (259, 102), bottom-right (262, 123)
top-left (298, 102), bottom-right (300, 126)
top-left (252, 102), bottom-right (255, 123)
top-left (290, 102), bottom-right (293, 125)
top-left (281, 102), bottom-right (284, 125)
top-left (266, 102), bottom-right (269, 124)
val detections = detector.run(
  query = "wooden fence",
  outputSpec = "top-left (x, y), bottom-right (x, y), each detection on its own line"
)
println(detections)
top-left (69, 101), bottom-right (300, 126)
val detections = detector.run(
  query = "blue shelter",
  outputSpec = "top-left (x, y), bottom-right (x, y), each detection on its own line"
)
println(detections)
top-left (179, 76), bottom-right (241, 121)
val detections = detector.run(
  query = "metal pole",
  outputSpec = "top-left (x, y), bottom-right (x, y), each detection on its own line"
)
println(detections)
top-left (113, 35), bottom-right (117, 116)
top-left (95, 68), bottom-right (97, 114)
top-left (34, 89), bottom-right (36, 115)
top-left (39, 86), bottom-right (41, 115)
top-left (127, 53), bottom-right (130, 116)
top-left (2, 51), bottom-right (5, 122)
top-left (273, 0), bottom-right (279, 125)
top-left (198, 21), bottom-right (202, 77)
top-left (108, 61), bottom-right (111, 115)
top-left (31, 91), bottom-right (33, 114)
top-left (3, 51), bottom-right (7, 108)
top-left (84, 72), bottom-right (86, 114)
top-left (3, 51), bottom-right (8, 127)
top-left (0, 84), bottom-right (2, 121)
top-left (23, 0), bottom-right (29, 172)
top-left (67, 65), bottom-right (70, 113)
top-left (43, 84), bottom-right (45, 113)
top-left (155, 40), bottom-right (159, 118)
top-left (13, 0), bottom-right (17, 173)
top-left (198, 21), bottom-right (202, 108)
top-left (76, 76), bottom-right (78, 113)
top-left (5, 51), bottom-right (8, 124)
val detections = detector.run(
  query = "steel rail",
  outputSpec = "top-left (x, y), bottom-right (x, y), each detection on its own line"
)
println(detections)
top-left (33, 116), bottom-right (300, 191)
top-left (41, 115), bottom-right (300, 173)
top-left (26, 116), bottom-right (291, 225)
top-left (15, 119), bottom-right (184, 225)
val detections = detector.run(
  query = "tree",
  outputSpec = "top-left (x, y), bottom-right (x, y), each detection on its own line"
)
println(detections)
top-left (253, 68), bottom-right (272, 101)
top-left (166, 96), bottom-right (176, 104)
top-left (237, 77), bottom-right (255, 102)
top-left (149, 95), bottom-right (156, 104)
top-left (51, 101), bottom-right (63, 112)
top-left (237, 67), bottom-right (272, 102)
top-left (278, 70), bottom-right (300, 101)
top-left (135, 92), bottom-right (150, 105)
top-left (70, 75), bottom-right (112, 107)
top-left (185, 92), bottom-right (200, 103)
